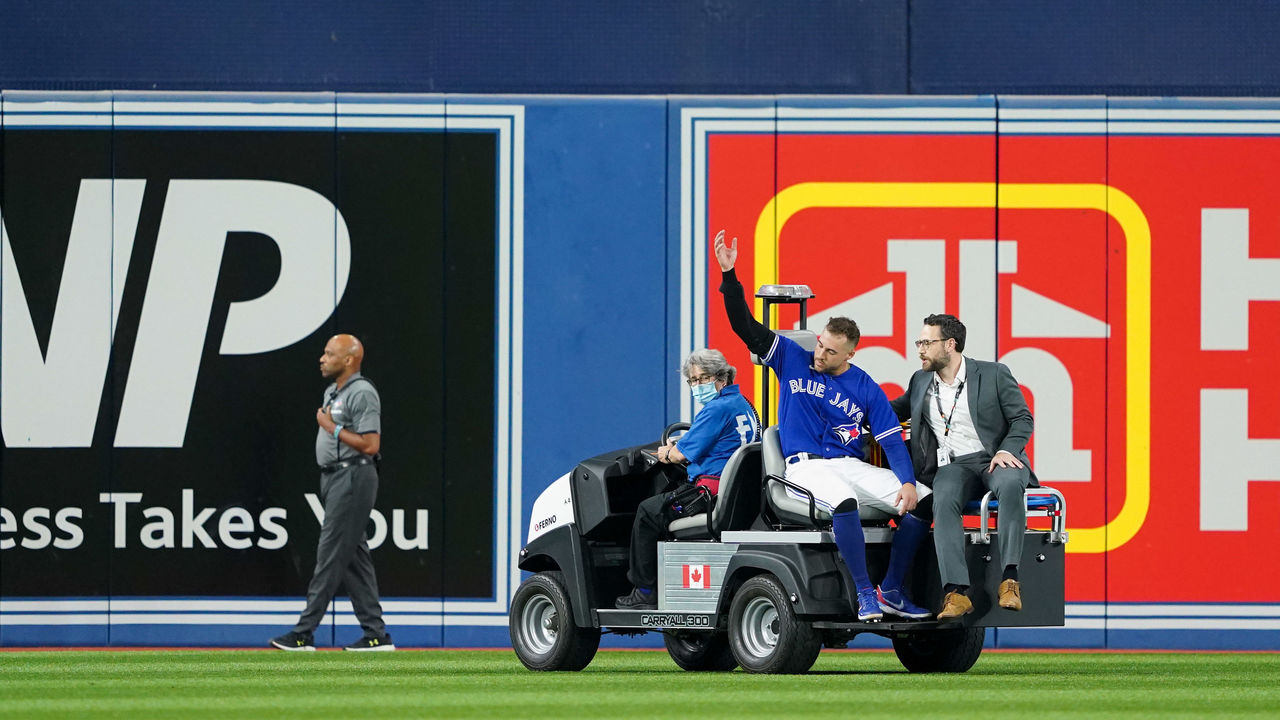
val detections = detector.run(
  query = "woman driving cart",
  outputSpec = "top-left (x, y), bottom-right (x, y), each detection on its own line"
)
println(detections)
top-left (615, 348), bottom-right (760, 610)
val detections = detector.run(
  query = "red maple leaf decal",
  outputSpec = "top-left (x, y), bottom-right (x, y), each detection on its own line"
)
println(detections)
top-left (691, 567), bottom-right (702, 583)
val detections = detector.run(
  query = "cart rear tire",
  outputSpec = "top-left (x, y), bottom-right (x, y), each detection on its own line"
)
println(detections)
top-left (892, 626), bottom-right (985, 673)
top-left (664, 631), bottom-right (738, 671)
top-left (728, 574), bottom-right (821, 674)
top-left (510, 571), bottom-right (600, 671)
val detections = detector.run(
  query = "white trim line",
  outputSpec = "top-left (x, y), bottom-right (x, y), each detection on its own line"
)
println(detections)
top-left (776, 106), bottom-right (995, 119)
top-left (111, 100), bottom-right (333, 115)
top-left (1108, 121), bottom-right (1280, 134)
top-left (873, 426), bottom-right (902, 442)
top-left (508, 105), bottom-right (526, 609)
top-left (774, 120), bottom-right (994, 133)
top-left (1, 613), bottom-right (511, 627)
top-left (0, 600), bottom-right (110, 612)
top-left (1105, 604), bottom-right (1280, 618)
top-left (763, 336), bottom-right (780, 364)
top-left (999, 122), bottom-right (1109, 135)
top-left (1107, 618), bottom-right (1280, 630)
top-left (112, 115), bottom-right (334, 129)
top-left (335, 102), bottom-right (448, 116)
top-left (0, 598), bottom-right (510, 614)
top-left (999, 108), bottom-right (1107, 120)
top-left (1109, 108), bottom-right (1280, 121)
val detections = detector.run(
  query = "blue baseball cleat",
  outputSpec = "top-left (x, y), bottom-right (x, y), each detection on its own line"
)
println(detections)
top-left (877, 586), bottom-right (933, 619)
top-left (856, 588), bottom-right (884, 621)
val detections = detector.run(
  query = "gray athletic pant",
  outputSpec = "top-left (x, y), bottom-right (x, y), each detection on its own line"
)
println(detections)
top-left (931, 452), bottom-right (1032, 588)
top-left (293, 463), bottom-right (386, 636)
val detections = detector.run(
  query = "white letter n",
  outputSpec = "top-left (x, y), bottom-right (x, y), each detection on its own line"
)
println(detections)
top-left (114, 180), bottom-right (351, 447)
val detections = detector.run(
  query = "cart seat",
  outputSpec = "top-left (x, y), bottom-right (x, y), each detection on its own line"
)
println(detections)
top-left (760, 425), bottom-right (893, 528)
top-left (667, 442), bottom-right (762, 539)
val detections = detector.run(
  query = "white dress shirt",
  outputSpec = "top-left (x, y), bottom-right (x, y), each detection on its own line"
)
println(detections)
top-left (925, 356), bottom-right (985, 457)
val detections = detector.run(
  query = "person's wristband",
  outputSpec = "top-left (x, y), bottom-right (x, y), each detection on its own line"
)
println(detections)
top-left (332, 424), bottom-right (344, 440)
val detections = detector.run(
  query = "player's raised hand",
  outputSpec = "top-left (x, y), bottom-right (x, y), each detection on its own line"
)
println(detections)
top-left (713, 229), bottom-right (738, 271)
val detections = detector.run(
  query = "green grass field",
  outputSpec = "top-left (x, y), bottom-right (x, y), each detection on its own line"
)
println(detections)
top-left (1, 649), bottom-right (1276, 719)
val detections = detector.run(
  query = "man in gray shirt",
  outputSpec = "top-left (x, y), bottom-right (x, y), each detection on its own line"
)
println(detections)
top-left (271, 334), bottom-right (393, 651)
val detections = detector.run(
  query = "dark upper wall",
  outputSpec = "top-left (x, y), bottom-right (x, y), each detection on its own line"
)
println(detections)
top-left (3, 0), bottom-right (1280, 95)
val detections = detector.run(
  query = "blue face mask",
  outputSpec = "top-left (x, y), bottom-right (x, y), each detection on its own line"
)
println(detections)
top-left (691, 382), bottom-right (718, 405)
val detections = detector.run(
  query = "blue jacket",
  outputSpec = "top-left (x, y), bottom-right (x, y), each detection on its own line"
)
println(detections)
top-left (677, 383), bottom-right (760, 478)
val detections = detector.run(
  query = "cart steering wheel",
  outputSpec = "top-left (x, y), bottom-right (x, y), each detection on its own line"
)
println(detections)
top-left (662, 421), bottom-right (691, 446)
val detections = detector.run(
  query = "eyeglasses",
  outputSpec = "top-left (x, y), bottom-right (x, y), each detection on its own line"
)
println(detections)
top-left (913, 338), bottom-right (947, 349)
top-left (686, 373), bottom-right (714, 386)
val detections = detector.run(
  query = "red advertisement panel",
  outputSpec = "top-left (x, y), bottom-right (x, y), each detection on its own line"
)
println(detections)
top-left (706, 129), bottom-right (1280, 605)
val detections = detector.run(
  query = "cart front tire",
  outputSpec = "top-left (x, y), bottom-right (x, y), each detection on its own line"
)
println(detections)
top-left (510, 571), bottom-right (600, 671)
top-left (728, 574), bottom-right (821, 674)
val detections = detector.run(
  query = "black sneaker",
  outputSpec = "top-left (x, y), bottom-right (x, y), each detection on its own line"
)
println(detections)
top-left (344, 633), bottom-right (395, 652)
top-left (270, 631), bottom-right (316, 652)
top-left (615, 586), bottom-right (657, 610)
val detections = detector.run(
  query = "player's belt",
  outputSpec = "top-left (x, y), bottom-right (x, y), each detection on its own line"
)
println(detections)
top-left (319, 456), bottom-right (375, 473)
top-left (785, 452), bottom-right (820, 465)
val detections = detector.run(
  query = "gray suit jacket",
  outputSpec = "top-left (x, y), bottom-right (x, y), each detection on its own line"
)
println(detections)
top-left (889, 358), bottom-right (1037, 488)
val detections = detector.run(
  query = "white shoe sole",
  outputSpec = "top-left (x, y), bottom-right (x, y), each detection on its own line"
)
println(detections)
top-left (271, 640), bottom-right (316, 651)
top-left (344, 644), bottom-right (396, 652)
top-left (879, 604), bottom-right (933, 620)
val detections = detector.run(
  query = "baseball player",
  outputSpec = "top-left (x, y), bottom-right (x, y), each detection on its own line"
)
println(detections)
top-left (714, 231), bottom-right (933, 621)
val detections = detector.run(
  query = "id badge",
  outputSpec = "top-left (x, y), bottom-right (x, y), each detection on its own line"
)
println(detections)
top-left (936, 447), bottom-right (951, 467)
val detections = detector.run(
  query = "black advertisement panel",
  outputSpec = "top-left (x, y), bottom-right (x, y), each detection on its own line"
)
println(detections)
top-left (0, 100), bottom-right (498, 615)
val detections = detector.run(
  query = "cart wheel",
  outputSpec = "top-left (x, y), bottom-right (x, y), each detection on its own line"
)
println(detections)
top-left (509, 571), bottom-right (600, 671)
top-left (728, 574), bottom-right (821, 674)
top-left (892, 626), bottom-right (985, 673)
top-left (664, 630), bottom-right (738, 671)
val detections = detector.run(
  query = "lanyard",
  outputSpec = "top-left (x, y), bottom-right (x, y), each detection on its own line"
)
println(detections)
top-left (931, 376), bottom-right (966, 437)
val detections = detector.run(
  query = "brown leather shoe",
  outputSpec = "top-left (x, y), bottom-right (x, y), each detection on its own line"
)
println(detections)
top-left (998, 579), bottom-right (1022, 610)
top-left (936, 591), bottom-right (974, 620)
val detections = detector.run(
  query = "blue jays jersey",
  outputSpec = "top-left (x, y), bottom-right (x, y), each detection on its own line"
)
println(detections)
top-left (676, 384), bottom-right (760, 478)
top-left (764, 335), bottom-right (915, 486)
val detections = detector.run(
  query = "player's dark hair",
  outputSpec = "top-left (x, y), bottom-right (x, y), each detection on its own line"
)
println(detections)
top-left (924, 313), bottom-right (966, 353)
top-left (824, 317), bottom-right (861, 348)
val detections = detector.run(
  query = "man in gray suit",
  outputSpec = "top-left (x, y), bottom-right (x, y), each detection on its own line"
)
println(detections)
top-left (890, 314), bottom-right (1036, 620)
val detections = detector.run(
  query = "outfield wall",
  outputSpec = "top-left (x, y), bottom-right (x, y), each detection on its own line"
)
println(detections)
top-left (1, 92), bottom-right (1278, 649)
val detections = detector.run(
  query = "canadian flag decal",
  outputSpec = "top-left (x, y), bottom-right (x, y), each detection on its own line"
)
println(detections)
top-left (683, 564), bottom-right (711, 589)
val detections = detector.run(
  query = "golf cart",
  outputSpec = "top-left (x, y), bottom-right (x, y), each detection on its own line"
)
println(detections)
top-left (509, 285), bottom-right (1067, 673)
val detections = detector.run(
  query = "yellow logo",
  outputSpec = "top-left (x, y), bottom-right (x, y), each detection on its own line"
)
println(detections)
top-left (751, 182), bottom-right (1151, 554)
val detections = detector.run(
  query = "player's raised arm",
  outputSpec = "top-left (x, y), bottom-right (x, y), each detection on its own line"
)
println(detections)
top-left (714, 230), bottom-right (775, 357)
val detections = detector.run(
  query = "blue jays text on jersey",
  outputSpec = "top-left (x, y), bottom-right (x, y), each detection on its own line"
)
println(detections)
top-left (787, 377), bottom-right (866, 423)
top-left (765, 335), bottom-right (915, 487)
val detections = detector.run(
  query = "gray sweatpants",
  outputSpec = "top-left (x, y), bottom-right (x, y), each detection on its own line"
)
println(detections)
top-left (293, 463), bottom-right (386, 636)
top-left (931, 453), bottom-right (1032, 588)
